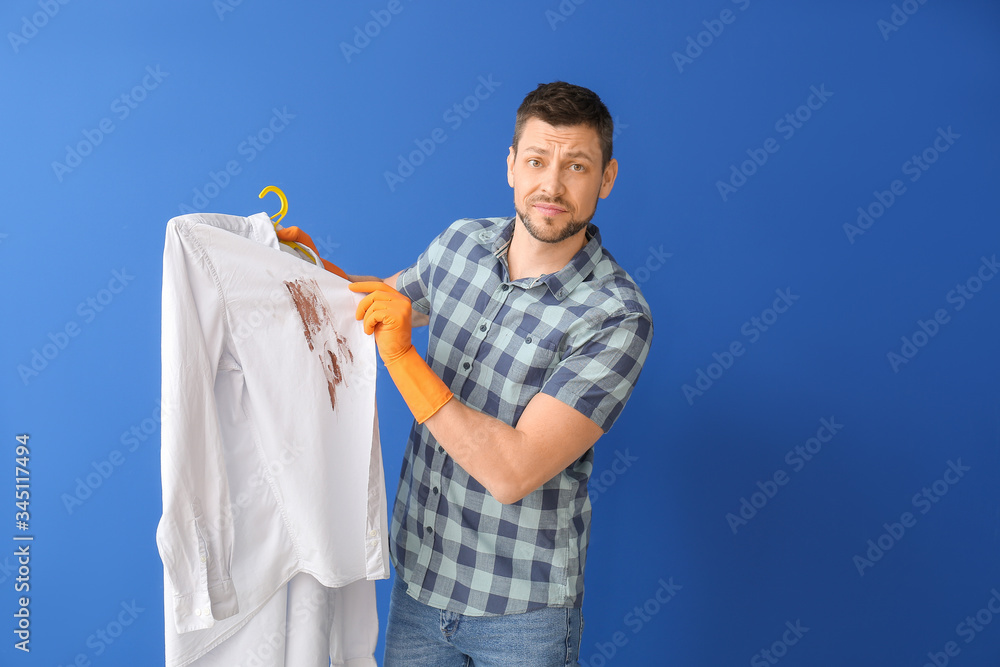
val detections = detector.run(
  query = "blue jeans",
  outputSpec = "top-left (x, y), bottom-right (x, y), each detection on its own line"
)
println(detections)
top-left (383, 576), bottom-right (582, 666)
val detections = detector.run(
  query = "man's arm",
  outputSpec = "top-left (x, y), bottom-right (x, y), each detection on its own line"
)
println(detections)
top-left (356, 276), bottom-right (599, 502)
top-left (349, 281), bottom-right (647, 505)
top-left (365, 264), bottom-right (599, 501)
top-left (423, 391), bottom-right (603, 505)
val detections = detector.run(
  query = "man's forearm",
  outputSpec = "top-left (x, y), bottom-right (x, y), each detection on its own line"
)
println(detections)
top-left (423, 398), bottom-right (530, 505)
top-left (421, 391), bottom-right (601, 505)
top-left (348, 278), bottom-right (595, 501)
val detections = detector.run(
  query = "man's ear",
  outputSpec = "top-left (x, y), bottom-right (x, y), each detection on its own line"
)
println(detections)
top-left (599, 158), bottom-right (618, 199)
top-left (507, 146), bottom-right (515, 188)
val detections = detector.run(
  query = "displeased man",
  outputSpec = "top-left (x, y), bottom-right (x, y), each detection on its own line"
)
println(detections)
top-left (281, 81), bottom-right (653, 666)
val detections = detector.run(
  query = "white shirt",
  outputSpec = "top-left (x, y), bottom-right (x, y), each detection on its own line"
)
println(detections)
top-left (157, 212), bottom-right (388, 666)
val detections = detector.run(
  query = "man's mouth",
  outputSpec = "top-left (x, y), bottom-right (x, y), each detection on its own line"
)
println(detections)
top-left (533, 203), bottom-right (566, 217)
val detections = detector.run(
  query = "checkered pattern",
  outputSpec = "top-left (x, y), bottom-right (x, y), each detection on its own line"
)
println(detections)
top-left (392, 216), bottom-right (653, 616)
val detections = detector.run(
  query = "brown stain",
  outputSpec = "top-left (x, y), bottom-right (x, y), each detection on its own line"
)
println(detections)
top-left (336, 332), bottom-right (354, 364)
top-left (327, 350), bottom-right (343, 384)
top-left (284, 278), bottom-right (329, 352)
top-left (283, 278), bottom-right (353, 411)
top-left (317, 350), bottom-right (344, 410)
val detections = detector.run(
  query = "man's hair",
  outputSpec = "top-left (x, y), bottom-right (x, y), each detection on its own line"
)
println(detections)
top-left (512, 81), bottom-right (614, 168)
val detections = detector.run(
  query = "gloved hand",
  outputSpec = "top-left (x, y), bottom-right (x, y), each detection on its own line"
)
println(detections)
top-left (275, 226), bottom-right (350, 280)
top-left (348, 282), bottom-right (414, 363)
top-left (349, 281), bottom-right (453, 423)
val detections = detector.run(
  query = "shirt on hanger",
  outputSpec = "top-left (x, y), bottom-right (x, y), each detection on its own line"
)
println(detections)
top-left (158, 212), bottom-right (388, 666)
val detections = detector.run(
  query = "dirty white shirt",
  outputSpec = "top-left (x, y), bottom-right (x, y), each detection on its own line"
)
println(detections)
top-left (158, 212), bottom-right (388, 666)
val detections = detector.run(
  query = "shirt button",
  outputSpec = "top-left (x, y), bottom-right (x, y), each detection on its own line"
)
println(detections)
top-left (369, 529), bottom-right (378, 537)
top-left (463, 361), bottom-right (471, 370)
top-left (479, 324), bottom-right (486, 332)
top-left (525, 335), bottom-right (532, 344)
top-left (200, 555), bottom-right (206, 563)
top-left (426, 526), bottom-right (434, 535)
top-left (557, 289), bottom-right (565, 298)
top-left (432, 486), bottom-right (439, 495)
top-left (501, 284), bottom-right (509, 292)
top-left (195, 608), bottom-right (202, 616)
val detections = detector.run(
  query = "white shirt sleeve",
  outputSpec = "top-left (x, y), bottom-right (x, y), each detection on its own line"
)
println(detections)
top-left (156, 220), bottom-right (240, 633)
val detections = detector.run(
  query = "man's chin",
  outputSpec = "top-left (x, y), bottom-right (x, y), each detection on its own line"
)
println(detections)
top-left (519, 212), bottom-right (588, 244)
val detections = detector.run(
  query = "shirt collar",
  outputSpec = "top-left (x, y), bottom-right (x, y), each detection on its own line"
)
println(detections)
top-left (487, 216), bottom-right (602, 301)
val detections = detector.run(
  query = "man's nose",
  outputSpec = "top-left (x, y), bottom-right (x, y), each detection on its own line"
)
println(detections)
top-left (539, 165), bottom-right (565, 196)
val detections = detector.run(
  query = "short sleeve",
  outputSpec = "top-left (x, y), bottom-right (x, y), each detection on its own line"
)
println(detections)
top-left (395, 233), bottom-right (442, 315)
top-left (395, 219), bottom-right (489, 315)
top-left (540, 311), bottom-right (653, 433)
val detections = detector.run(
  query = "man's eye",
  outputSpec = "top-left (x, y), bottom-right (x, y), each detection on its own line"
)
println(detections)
top-left (527, 159), bottom-right (541, 167)
top-left (570, 164), bottom-right (585, 172)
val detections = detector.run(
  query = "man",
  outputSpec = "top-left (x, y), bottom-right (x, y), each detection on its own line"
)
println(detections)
top-left (281, 81), bottom-right (652, 665)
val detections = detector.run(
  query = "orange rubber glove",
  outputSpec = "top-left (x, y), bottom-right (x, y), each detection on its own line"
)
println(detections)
top-left (275, 226), bottom-right (350, 280)
top-left (348, 282), bottom-right (453, 423)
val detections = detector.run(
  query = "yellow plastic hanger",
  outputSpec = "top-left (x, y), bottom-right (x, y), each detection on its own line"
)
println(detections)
top-left (258, 186), bottom-right (318, 265)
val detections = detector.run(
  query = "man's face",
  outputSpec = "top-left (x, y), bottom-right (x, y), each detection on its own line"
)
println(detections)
top-left (507, 117), bottom-right (618, 245)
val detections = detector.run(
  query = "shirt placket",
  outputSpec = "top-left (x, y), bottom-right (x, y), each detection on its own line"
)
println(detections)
top-left (417, 280), bottom-right (517, 565)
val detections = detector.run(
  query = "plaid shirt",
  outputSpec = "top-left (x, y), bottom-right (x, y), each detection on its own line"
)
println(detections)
top-left (392, 216), bottom-right (653, 616)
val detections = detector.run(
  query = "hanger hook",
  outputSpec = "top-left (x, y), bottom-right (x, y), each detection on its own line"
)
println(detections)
top-left (259, 186), bottom-right (288, 224)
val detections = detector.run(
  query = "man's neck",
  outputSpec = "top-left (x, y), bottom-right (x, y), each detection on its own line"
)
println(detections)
top-left (506, 217), bottom-right (588, 281)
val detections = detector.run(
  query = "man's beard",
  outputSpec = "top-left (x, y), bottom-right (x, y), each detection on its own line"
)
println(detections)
top-left (515, 196), bottom-right (599, 244)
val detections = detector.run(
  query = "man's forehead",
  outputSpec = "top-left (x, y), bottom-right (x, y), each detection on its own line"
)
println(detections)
top-left (519, 117), bottom-right (601, 155)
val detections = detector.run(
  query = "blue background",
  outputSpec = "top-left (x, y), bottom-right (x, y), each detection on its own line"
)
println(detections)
top-left (2, 0), bottom-right (999, 665)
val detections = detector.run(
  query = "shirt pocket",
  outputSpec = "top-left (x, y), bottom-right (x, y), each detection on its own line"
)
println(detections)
top-left (508, 324), bottom-right (562, 390)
